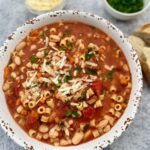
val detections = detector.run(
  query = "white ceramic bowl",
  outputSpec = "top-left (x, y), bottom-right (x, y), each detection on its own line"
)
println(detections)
top-left (0, 10), bottom-right (143, 150)
top-left (103, 0), bottom-right (150, 20)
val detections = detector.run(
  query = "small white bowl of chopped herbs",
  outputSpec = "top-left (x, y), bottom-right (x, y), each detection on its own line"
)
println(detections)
top-left (103, 0), bottom-right (150, 20)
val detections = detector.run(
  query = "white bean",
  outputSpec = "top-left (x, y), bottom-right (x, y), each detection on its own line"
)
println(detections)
top-left (97, 119), bottom-right (108, 129)
top-left (14, 56), bottom-right (21, 65)
top-left (11, 72), bottom-right (16, 78)
top-left (36, 133), bottom-right (42, 140)
top-left (60, 139), bottom-right (68, 146)
top-left (72, 131), bottom-right (84, 145)
top-left (54, 142), bottom-right (60, 146)
top-left (49, 130), bottom-right (59, 138)
top-left (16, 41), bottom-right (26, 51)
top-left (49, 42), bottom-right (56, 47)
top-left (20, 67), bottom-right (25, 73)
top-left (18, 50), bottom-right (24, 56)
top-left (30, 45), bottom-right (37, 51)
top-left (36, 51), bottom-right (44, 58)
top-left (39, 125), bottom-right (49, 133)
top-left (83, 130), bottom-right (92, 141)
top-left (16, 105), bottom-right (23, 114)
top-left (26, 62), bottom-right (32, 68)
top-left (3, 82), bottom-right (10, 91)
top-left (43, 133), bottom-right (49, 140)
top-left (32, 63), bottom-right (39, 69)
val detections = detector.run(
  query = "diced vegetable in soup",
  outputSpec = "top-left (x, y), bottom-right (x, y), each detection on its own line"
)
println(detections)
top-left (3, 22), bottom-right (132, 146)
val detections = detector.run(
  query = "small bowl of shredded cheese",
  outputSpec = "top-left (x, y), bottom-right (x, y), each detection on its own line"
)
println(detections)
top-left (25, 0), bottom-right (65, 14)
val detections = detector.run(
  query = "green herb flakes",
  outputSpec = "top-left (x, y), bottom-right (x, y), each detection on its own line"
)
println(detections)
top-left (65, 111), bottom-right (72, 117)
top-left (64, 73), bottom-right (72, 82)
top-left (30, 55), bottom-right (37, 63)
top-left (72, 111), bottom-right (81, 118)
top-left (50, 89), bottom-right (55, 94)
top-left (65, 111), bottom-right (81, 118)
top-left (102, 90), bottom-right (107, 96)
top-left (85, 50), bottom-right (95, 60)
top-left (85, 68), bottom-right (97, 75)
top-left (107, 0), bottom-right (144, 13)
top-left (106, 69), bottom-right (115, 79)
top-left (41, 32), bottom-right (47, 39)
top-left (66, 41), bottom-right (73, 50)
top-left (78, 92), bottom-right (86, 101)
top-left (59, 47), bottom-right (66, 51)
top-left (44, 50), bottom-right (48, 57)
top-left (83, 124), bottom-right (89, 133)
top-left (46, 61), bottom-right (51, 65)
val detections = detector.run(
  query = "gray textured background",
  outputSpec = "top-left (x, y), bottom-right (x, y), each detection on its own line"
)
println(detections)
top-left (0, 0), bottom-right (150, 150)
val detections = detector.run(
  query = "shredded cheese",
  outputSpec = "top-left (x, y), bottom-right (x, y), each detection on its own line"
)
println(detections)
top-left (42, 59), bottom-right (55, 76)
top-left (104, 65), bottom-right (114, 71)
top-left (26, 0), bottom-right (64, 12)
top-left (86, 61), bottom-right (98, 67)
top-left (25, 71), bottom-right (37, 87)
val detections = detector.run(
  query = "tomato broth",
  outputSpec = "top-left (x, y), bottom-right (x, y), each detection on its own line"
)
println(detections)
top-left (3, 22), bottom-right (132, 146)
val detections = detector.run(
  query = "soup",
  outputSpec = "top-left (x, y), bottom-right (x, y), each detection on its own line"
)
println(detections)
top-left (2, 22), bottom-right (131, 146)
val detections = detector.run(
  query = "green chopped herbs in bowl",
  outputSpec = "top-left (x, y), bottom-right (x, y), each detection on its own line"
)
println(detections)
top-left (107, 0), bottom-right (144, 13)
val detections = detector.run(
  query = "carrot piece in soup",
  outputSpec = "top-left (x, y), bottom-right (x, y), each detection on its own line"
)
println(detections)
top-left (16, 99), bottom-right (21, 106)
top-left (26, 111), bottom-right (38, 127)
top-left (4, 67), bottom-right (10, 78)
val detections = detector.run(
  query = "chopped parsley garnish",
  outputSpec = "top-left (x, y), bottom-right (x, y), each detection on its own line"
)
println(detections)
top-left (106, 69), bottom-right (115, 79)
top-left (78, 92), bottom-right (86, 101)
top-left (58, 79), bottom-right (62, 84)
top-left (31, 84), bottom-right (38, 88)
top-left (85, 68), bottom-right (97, 75)
top-left (65, 111), bottom-right (72, 117)
top-left (57, 121), bottom-right (64, 127)
top-left (75, 66), bottom-right (82, 71)
top-left (54, 84), bottom-right (60, 89)
top-left (50, 89), bottom-right (55, 94)
top-left (107, 0), bottom-right (144, 13)
top-left (30, 55), bottom-right (37, 63)
top-left (64, 99), bottom-right (71, 104)
top-left (66, 41), bottom-right (73, 50)
top-left (85, 49), bottom-right (95, 60)
top-left (44, 50), bottom-right (49, 57)
top-left (64, 73), bottom-right (72, 82)
top-left (102, 90), bottom-right (107, 96)
top-left (74, 66), bottom-right (82, 74)
top-left (59, 41), bottom-right (73, 51)
top-left (65, 111), bottom-right (81, 118)
top-left (83, 124), bottom-right (89, 133)
top-left (61, 32), bottom-right (68, 39)
top-left (72, 111), bottom-right (81, 118)
top-left (41, 32), bottom-right (47, 39)
top-left (46, 61), bottom-right (51, 65)
top-left (59, 47), bottom-right (66, 51)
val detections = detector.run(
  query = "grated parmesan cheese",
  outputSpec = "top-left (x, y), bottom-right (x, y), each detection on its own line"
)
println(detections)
top-left (86, 61), bottom-right (98, 67)
top-left (25, 71), bottom-right (37, 87)
top-left (42, 59), bottom-right (55, 76)
top-left (104, 65), bottom-right (114, 71)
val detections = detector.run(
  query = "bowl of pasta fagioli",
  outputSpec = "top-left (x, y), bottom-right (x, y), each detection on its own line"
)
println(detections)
top-left (0, 10), bottom-right (143, 150)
